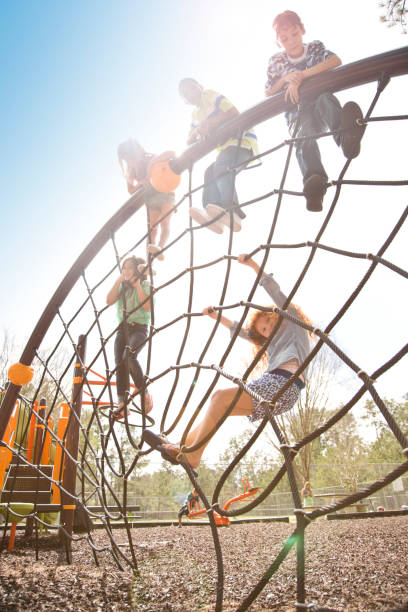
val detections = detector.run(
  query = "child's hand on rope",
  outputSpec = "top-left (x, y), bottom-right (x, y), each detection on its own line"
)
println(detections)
top-left (202, 306), bottom-right (218, 320)
top-left (238, 254), bottom-right (263, 276)
top-left (237, 254), bottom-right (259, 272)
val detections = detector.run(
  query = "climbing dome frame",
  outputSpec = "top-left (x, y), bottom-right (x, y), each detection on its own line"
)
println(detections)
top-left (1, 47), bottom-right (408, 611)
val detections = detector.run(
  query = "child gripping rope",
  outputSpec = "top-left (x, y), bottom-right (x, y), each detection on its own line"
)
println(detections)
top-left (144, 254), bottom-right (314, 470)
top-left (106, 255), bottom-right (153, 421)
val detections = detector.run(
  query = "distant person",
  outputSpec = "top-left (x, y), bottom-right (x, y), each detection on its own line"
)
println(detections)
top-left (106, 255), bottom-right (153, 420)
top-left (117, 139), bottom-right (177, 260)
top-left (179, 78), bottom-right (259, 233)
top-left (265, 10), bottom-right (365, 211)
top-left (301, 481), bottom-right (314, 507)
top-left (144, 254), bottom-right (314, 470)
top-left (177, 489), bottom-right (199, 527)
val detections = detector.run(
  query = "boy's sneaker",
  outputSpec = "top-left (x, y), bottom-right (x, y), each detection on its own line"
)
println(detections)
top-left (340, 102), bottom-right (365, 159)
top-left (189, 207), bottom-right (224, 234)
top-left (303, 175), bottom-right (327, 212)
top-left (206, 204), bottom-right (242, 232)
top-left (147, 244), bottom-right (164, 261)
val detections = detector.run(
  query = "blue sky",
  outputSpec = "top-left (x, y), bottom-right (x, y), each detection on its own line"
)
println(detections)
top-left (1, 0), bottom-right (407, 419)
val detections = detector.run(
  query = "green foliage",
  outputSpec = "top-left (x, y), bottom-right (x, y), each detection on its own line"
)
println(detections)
top-left (312, 410), bottom-right (369, 492)
top-left (270, 347), bottom-right (344, 488)
top-left (362, 395), bottom-right (408, 463)
top-left (379, 0), bottom-right (408, 32)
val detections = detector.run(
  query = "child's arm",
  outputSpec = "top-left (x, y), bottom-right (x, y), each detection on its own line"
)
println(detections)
top-left (265, 54), bottom-right (341, 103)
top-left (106, 275), bottom-right (123, 305)
top-left (301, 53), bottom-right (341, 80)
top-left (204, 305), bottom-right (251, 342)
top-left (127, 181), bottom-right (139, 194)
top-left (198, 106), bottom-right (239, 139)
top-left (132, 279), bottom-right (151, 311)
top-left (187, 127), bottom-right (200, 145)
top-left (237, 254), bottom-right (287, 308)
top-left (265, 72), bottom-right (300, 98)
top-left (285, 54), bottom-right (341, 104)
top-left (202, 306), bottom-right (234, 329)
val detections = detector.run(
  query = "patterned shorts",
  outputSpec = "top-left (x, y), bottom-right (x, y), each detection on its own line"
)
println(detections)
top-left (246, 372), bottom-right (301, 422)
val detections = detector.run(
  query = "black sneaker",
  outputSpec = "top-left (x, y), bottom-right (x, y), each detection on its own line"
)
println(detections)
top-left (340, 102), bottom-right (365, 159)
top-left (303, 174), bottom-right (327, 212)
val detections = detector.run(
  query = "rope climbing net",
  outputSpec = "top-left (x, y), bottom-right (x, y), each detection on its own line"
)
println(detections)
top-left (1, 48), bottom-right (408, 611)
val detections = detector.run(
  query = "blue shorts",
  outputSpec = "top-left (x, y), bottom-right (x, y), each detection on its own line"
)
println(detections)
top-left (246, 370), bottom-right (303, 422)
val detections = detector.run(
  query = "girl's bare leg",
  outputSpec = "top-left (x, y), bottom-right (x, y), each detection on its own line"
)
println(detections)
top-left (169, 387), bottom-right (254, 469)
top-left (147, 208), bottom-right (159, 246)
top-left (148, 202), bottom-right (174, 248)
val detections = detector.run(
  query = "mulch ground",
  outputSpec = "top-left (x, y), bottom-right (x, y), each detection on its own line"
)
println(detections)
top-left (0, 517), bottom-right (407, 612)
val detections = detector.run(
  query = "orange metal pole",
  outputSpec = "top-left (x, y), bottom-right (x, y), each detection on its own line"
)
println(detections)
top-left (0, 401), bottom-right (19, 490)
top-left (40, 415), bottom-right (54, 465)
top-left (7, 522), bottom-right (17, 551)
top-left (26, 400), bottom-right (38, 463)
top-left (51, 403), bottom-right (70, 505)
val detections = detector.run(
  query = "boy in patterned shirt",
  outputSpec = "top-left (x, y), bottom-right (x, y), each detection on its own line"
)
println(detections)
top-left (265, 10), bottom-right (365, 212)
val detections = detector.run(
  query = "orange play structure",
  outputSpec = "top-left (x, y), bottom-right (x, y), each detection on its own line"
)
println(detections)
top-left (0, 397), bottom-right (69, 550)
top-left (0, 359), bottom-right (142, 552)
top-left (81, 367), bottom-right (136, 406)
top-left (186, 479), bottom-right (260, 526)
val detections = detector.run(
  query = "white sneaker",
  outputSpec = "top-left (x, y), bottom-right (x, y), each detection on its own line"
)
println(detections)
top-left (147, 244), bottom-right (165, 260)
top-left (189, 207), bottom-right (224, 234)
top-left (206, 203), bottom-right (242, 232)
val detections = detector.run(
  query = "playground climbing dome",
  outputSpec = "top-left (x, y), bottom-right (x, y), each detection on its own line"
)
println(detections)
top-left (1, 47), bottom-right (408, 611)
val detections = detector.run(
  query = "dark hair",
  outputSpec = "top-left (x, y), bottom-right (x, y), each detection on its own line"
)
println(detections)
top-left (117, 139), bottom-right (149, 183)
top-left (121, 256), bottom-right (147, 286)
top-left (178, 78), bottom-right (199, 95)
top-left (117, 139), bottom-right (144, 162)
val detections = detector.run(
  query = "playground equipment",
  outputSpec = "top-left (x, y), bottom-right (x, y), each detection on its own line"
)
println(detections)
top-left (0, 361), bottom-right (148, 551)
top-left (0, 47), bottom-right (407, 610)
top-left (0, 395), bottom-right (71, 550)
top-left (185, 479), bottom-right (260, 526)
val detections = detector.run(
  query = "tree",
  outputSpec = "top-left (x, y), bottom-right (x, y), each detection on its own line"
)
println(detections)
top-left (217, 428), bottom-right (277, 496)
top-left (0, 330), bottom-right (18, 387)
top-left (379, 0), bottom-right (407, 32)
top-left (362, 395), bottom-right (408, 464)
top-left (314, 410), bottom-right (369, 492)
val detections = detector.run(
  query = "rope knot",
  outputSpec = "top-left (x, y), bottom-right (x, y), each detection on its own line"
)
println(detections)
top-left (293, 508), bottom-right (313, 523)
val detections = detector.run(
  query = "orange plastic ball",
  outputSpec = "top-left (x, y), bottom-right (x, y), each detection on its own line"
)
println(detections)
top-left (8, 362), bottom-right (34, 386)
top-left (149, 160), bottom-right (181, 193)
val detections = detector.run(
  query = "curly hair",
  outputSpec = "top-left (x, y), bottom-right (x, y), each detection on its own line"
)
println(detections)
top-left (245, 304), bottom-right (314, 369)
